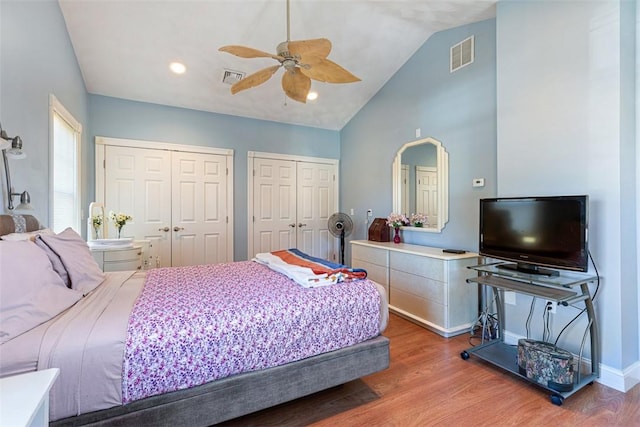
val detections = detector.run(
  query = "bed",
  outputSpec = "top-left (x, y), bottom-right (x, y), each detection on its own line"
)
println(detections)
top-left (0, 214), bottom-right (389, 426)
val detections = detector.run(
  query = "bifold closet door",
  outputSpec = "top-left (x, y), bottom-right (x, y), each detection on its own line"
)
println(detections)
top-left (171, 151), bottom-right (228, 266)
top-left (250, 157), bottom-right (336, 261)
top-left (295, 162), bottom-right (334, 260)
top-left (104, 145), bottom-right (173, 267)
top-left (104, 145), bottom-right (229, 267)
top-left (252, 158), bottom-right (297, 256)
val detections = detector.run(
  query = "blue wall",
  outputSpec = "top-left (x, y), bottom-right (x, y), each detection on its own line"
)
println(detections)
top-left (0, 0), bottom-right (88, 222)
top-left (88, 95), bottom-right (340, 260)
top-left (340, 18), bottom-right (497, 252)
top-left (496, 0), bottom-right (637, 384)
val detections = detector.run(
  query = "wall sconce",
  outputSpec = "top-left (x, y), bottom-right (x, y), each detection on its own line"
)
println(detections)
top-left (1, 122), bottom-right (32, 211)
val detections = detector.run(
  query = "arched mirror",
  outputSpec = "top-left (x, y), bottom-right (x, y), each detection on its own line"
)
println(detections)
top-left (392, 137), bottom-right (449, 233)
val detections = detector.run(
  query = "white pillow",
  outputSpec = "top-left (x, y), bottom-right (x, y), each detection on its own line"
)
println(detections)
top-left (0, 240), bottom-right (83, 344)
top-left (37, 228), bottom-right (105, 295)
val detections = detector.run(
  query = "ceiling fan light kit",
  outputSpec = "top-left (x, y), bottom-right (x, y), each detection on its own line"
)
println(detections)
top-left (219, 0), bottom-right (360, 103)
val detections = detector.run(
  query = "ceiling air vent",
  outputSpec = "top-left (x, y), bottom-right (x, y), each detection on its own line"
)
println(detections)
top-left (450, 36), bottom-right (474, 73)
top-left (222, 69), bottom-right (245, 85)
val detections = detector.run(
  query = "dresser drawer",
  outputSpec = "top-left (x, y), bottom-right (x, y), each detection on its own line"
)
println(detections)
top-left (390, 287), bottom-right (445, 327)
top-left (390, 252), bottom-right (445, 281)
top-left (390, 269), bottom-right (444, 304)
top-left (103, 259), bottom-right (141, 272)
top-left (103, 247), bottom-right (142, 262)
top-left (352, 244), bottom-right (389, 268)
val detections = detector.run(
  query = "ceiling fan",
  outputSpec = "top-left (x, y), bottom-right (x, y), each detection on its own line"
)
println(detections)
top-left (218, 0), bottom-right (360, 103)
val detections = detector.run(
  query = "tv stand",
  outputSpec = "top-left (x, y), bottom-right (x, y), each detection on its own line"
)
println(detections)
top-left (461, 263), bottom-right (599, 405)
top-left (496, 262), bottom-right (559, 277)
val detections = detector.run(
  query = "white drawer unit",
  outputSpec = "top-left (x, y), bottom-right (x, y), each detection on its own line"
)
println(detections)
top-left (351, 243), bottom-right (390, 300)
top-left (91, 245), bottom-right (143, 272)
top-left (351, 240), bottom-right (479, 337)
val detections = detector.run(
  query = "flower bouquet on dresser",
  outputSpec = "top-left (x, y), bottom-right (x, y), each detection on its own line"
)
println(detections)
top-left (109, 211), bottom-right (133, 239)
top-left (386, 213), bottom-right (407, 244)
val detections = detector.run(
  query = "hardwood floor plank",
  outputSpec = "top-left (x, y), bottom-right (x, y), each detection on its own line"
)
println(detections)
top-left (217, 314), bottom-right (640, 426)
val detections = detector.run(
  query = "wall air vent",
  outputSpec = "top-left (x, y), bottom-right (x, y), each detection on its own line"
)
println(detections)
top-left (450, 36), bottom-right (474, 73)
top-left (222, 69), bottom-right (245, 85)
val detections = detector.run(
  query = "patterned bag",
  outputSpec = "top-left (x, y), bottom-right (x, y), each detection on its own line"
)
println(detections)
top-left (517, 339), bottom-right (574, 392)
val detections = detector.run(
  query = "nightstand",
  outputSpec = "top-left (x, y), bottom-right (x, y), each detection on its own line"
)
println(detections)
top-left (0, 368), bottom-right (59, 427)
top-left (90, 245), bottom-right (143, 272)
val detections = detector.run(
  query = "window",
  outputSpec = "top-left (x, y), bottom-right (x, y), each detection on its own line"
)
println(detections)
top-left (50, 95), bottom-right (82, 233)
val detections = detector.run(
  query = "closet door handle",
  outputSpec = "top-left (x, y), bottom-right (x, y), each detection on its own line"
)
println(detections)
top-left (158, 227), bottom-right (170, 232)
top-left (298, 223), bottom-right (307, 228)
top-left (288, 223), bottom-right (296, 228)
top-left (173, 226), bottom-right (184, 232)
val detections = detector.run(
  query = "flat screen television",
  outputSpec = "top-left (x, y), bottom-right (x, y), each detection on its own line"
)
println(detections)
top-left (479, 195), bottom-right (589, 275)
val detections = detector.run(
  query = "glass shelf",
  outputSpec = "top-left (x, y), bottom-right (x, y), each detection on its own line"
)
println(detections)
top-left (468, 262), bottom-right (597, 288)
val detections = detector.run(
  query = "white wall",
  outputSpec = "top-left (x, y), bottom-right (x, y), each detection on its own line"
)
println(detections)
top-left (497, 0), bottom-right (638, 390)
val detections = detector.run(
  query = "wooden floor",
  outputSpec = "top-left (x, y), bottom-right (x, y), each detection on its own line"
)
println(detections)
top-left (219, 313), bottom-right (640, 426)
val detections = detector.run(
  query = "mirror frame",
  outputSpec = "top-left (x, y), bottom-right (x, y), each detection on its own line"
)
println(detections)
top-left (392, 136), bottom-right (449, 233)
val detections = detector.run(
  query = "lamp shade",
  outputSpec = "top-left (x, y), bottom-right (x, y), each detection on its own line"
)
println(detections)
top-left (5, 137), bottom-right (26, 159)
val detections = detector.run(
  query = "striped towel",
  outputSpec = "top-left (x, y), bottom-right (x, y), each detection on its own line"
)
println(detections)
top-left (253, 248), bottom-right (367, 288)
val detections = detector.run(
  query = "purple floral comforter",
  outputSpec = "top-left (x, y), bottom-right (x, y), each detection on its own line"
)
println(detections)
top-left (122, 261), bottom-right (381, 403)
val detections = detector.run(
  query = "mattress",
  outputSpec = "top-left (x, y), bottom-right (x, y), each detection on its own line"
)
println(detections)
top-left (1, 262), bottom-right (388, 421)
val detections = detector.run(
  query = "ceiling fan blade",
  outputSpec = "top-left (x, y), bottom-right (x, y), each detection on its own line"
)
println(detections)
top-left (230, 65), bottom-right (281, 94)
top-left (299, 56), bottom-right (361, 83)
top-left (288, 38), bottom-right (332, 58)
top-left (281, 67), bottom-right (311, 103)
top-left (219, 45), bottom-right (283, 61)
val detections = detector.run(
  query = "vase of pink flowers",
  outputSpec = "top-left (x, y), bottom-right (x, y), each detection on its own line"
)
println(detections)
top-left (410, 213), bottom-right (428, 228)
top-left (386, 213), bottom-right (407, 244)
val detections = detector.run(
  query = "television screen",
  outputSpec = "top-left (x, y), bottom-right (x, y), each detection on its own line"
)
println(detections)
top-left (479, 195), bottom-right (589, 274)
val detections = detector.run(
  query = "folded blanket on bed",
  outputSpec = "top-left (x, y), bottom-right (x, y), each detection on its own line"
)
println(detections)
top-left (253, 248), bottom-right (367, 288)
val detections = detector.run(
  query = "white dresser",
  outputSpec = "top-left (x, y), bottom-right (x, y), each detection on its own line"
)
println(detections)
top-left (351, 240), bottom-right (479, 337)
top-left (90, 245), bottom-right (143, 272)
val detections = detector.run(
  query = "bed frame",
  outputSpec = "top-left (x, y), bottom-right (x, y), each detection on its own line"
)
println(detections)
top-left (0, 215), bottom-right (390, 426)
top-left (52, 336), bottom-right (389, 426)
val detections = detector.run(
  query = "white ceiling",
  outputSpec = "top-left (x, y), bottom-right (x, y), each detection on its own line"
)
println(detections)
top-left (58, 0), bottom-right (496, 131)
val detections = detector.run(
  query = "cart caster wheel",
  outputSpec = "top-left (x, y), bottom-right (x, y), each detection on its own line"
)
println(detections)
top-left (550, 394), bottom-right (564, 406)
top-left (460, 351), bottom-right (470, 360)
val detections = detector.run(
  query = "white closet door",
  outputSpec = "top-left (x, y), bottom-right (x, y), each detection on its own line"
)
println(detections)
top-left (296, 162), bottom-right (335, 260)
top-left (416, 166), bottom-right (438, 226)
top-left (171, 151), bottom-right (229, 266)
top-left (252, 158), bottom-right (297, 257)
top-left (250, 156), bottom-right (337, 261)
top-left (104, 146), bottom-right (172, 267)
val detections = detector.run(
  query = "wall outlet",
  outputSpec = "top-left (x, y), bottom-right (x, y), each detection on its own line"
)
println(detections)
top-left (545, 300), bottom-right (557, 314)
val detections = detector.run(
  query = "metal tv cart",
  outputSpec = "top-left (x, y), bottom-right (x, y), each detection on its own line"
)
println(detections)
top-left (460, 263), bottom-right (599, 405)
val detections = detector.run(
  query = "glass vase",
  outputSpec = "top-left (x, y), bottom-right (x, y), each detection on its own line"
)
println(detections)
top-left (116, 226), bottom-right (122, 239)
top-left (393, 227), bottom-right (401, 244)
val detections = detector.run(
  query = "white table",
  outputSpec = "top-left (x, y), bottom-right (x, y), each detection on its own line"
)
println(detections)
top-left (0, 368), bottom-right (59, 427)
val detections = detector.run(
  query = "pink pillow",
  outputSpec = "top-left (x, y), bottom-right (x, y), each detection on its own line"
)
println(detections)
top-left (0, 241), bottom-right (83, 343)
top-left (37, 228), bottom-right (105, 295)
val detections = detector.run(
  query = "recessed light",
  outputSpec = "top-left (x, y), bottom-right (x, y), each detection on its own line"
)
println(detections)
top-left (170, 62), bottom-right (186, 74)
top-left (307, 91), bottom-right (318, 101)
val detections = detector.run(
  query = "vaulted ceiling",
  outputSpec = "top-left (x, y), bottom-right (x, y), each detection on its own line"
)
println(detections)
top-left (59, 0), bottom-right (496, 130)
